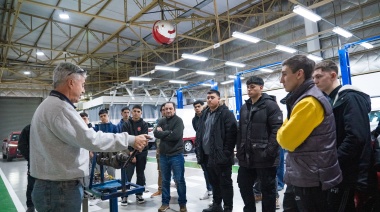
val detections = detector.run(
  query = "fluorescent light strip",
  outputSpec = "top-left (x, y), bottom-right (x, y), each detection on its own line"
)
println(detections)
top-left (360, 42), bottom-right (374, 49)
top-left (332, 27), bottom-right (353, 38)
top-left (169, 80), bottom-right (187, 84)
top-left (275, 45), bottom-right (297, 53)
top-left (155, 65), bottom-right (180, 72)
top-left (259, 68), bottom-right (274, 73)
top-left (232, 32), bottom-right (261, 43)
top-left (225, 61), bottom-right (246, 68)
top-left (182, 53), bottom-right (208, 61)
top-left (129, 77), bottom-right (152, 81)
top-left (59, 12), bottom-right (69, 20)
top-left (202, 83), bottom-right (213, 86)
top-left (293, 5), bottom-right (322, 22)
top-left (196, 70), bottom-right (215, 76)
top-left (36, 51), bottom-right (44, 56)
top-left (307, 54), bottom-right (323, 61)
top-left (221, 80), bottom-right (234, 85)
top-left (228, 75), bottom-right (245, 79)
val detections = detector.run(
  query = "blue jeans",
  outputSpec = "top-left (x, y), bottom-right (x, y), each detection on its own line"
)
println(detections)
top-left (160, 153), bottom-right (187, 205)
top-left (32, 179), bottom-right (84, 212)
top-left (277, 148), bottom-right (285, 190)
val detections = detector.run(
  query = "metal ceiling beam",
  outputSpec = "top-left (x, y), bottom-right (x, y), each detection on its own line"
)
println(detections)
top-left (2, 0), bottom-right (23, 68)
top-left (49, 0), bottom-right (113, 65)
top-left (77, 0), bottom-right (159, 65)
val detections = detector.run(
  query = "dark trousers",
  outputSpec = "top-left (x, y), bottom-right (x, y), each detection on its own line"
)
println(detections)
top-left (238, 166), bottom-right (277, 212)
top-left (283, 184), bottom-right (299, 212)
top-left (327, 185), bottom-right (355, 212)
top-left (200, 161), bottom-right (212, 191)
top-left (205, 156), bottom-right (233, 208)
top-left (293, 185), bottom-right (328, 212)
top-left (27, 169), bottom-right (36, 207)
top-left (125, 150), bottom-right (148, 196)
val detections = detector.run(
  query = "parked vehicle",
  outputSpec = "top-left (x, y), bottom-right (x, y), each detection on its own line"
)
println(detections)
top-left (147, 121), bottom-right (157, 149)
top-left (183, 137), bottom-right (196, 153)
top-left (2, 131), bottom-right (22, 161)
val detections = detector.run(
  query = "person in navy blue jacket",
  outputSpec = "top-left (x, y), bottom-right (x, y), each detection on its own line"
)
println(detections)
top-left (93, 109), bottom-right (118, 177)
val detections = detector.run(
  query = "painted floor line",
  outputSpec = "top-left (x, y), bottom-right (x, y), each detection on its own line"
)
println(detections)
top-left (0, 167), bottom-right (25, 212)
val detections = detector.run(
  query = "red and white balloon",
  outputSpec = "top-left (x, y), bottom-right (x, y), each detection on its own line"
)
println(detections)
top-left (152, 20), bottom-right (176, 45)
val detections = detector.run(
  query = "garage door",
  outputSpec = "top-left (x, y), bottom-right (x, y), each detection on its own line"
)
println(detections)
top-left (0, 97), bottom-right (42, 140)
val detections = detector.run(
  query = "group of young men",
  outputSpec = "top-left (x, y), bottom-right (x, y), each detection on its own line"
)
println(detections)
top-left (19, 54), bottom-right (379, 212)
top-left (188, 54), bottom-right (378, 212)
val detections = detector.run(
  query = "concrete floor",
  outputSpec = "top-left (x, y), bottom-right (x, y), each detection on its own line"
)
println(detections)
top-left (0, 151), bottom-right (285, 212)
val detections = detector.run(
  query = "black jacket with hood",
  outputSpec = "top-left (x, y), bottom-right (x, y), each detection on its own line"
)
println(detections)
top-left (236, 93), bottom-right (283, 168)
top-left (196, 104), bottom-right (237, 166)
top-left (330, 85), bottom-right (374, 190)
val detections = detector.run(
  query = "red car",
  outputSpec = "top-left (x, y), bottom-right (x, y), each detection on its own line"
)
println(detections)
top-left (2, 131), bottom-right (22, 161)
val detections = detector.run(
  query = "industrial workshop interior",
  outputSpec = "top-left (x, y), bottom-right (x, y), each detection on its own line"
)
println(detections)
top-left (1, 0), bottom-right (380, 212)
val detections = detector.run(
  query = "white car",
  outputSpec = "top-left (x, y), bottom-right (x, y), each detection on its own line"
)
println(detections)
top-left (147, 121), bottom-right (156, 149)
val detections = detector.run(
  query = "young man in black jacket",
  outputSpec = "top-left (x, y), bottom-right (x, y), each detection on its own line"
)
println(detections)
top-left (18, 124), bottom-right (35, 212)
top-left (196, 89), bottom-right (238, 212)
top-left (313, 60), bottom-right (374, 211)
top-left (192, 100), bottom-right (213, 201)
top-left (236, 76), bottom-right (283, 212)
top-left (121, 105), bottom-right (149, 205)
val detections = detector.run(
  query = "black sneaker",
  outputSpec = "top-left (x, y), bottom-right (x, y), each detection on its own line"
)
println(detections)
top-left (202, 203), bottom-right (223, 212)
top-left (121, 197), bottom-right (128, 206)
top-left (136, 195), bottom-right (145, 204)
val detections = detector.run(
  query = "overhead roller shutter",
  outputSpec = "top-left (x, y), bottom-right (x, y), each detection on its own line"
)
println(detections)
top-left (0, 97), bottom-right (42, 140)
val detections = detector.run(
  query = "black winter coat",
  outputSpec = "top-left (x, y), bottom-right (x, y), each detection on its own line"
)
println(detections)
top-left (330, 85), bottom-right (374, 189)
top-left (18, 124), bottom-right (31, 161)
top-left (123, 118), bottom-right (148, 152)
top-left (196, 104), bottom-right (237, 166)
top-left (236, 94), bottom-right (283, 168)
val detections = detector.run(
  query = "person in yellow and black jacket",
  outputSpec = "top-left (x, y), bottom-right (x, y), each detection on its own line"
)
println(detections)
top-left (277, 55), bottom-right (342, 211)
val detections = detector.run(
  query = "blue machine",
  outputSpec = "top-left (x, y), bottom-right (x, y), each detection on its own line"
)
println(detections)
top-left (176, 79), bottom-right (218, 109)
top-left (338, 35), bottom-right (380, 85)
top-left (87, 150), bottom-right (144, 212)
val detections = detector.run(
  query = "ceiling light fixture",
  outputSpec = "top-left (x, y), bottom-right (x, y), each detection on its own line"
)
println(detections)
top-left (275, 45), bottom-right (297, 53)
top-left (24, 71), bottom-right (31, 75)
top-left (360, 42), bottom-right (374, 49)
top-left (259, 68), bottom-right (274, 73)
top-left (155, 65), bottom-right (180, 72)
top-left (228, 75), bottom-right (245, 79)
top-left (129, 77), bottom-right (152, 81)
top-left (332, 27), bottom-right (353, 38)
top-left (221, 80), bottom-right (234, 85)
top-left (307, 54), bottom-right (323, 61)
top-left (225, 61), bottom-right (246, 68)
top-left (59, 11), bottom-right (70, 20)
top-left (36, 50), bottom-right (44, 56)
top-left (169, 80), bottom-right (188, 84)
top-left (293, 5), bottom-right (322, 22)
top-left (232, 31), bottom-right (261, 43)
top-left (181, 53), bottom-right (208, 61)
top-left (196, 70), bottom-right (215, 76)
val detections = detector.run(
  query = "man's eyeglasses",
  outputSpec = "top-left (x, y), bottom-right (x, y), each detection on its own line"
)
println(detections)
top-left (67, 67), bottom-right (86, 76)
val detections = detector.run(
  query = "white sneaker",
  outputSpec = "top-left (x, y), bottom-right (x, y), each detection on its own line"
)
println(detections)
top-left (200, 190), bottom-right (212, 200)
top-left (89, 199), bottom-right (101, 206)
